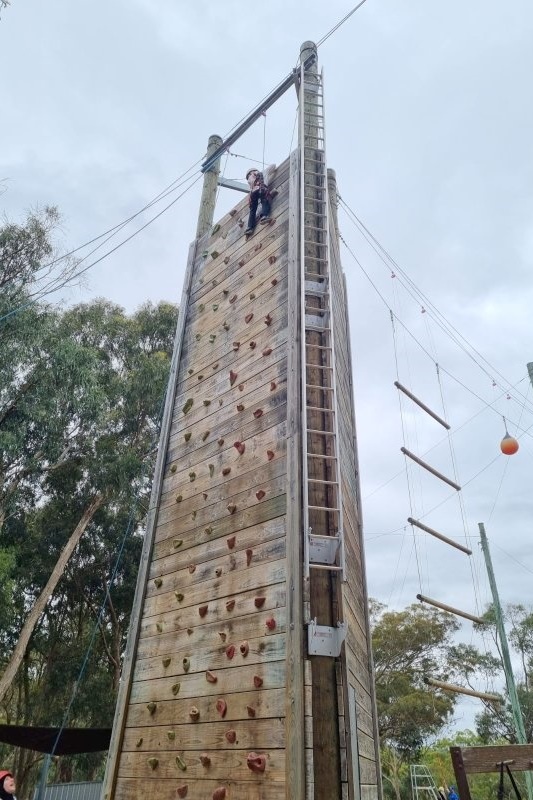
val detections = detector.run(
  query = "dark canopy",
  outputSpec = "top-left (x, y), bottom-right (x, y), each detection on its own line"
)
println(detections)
top-left (0, 726), bottom-right (111, 755)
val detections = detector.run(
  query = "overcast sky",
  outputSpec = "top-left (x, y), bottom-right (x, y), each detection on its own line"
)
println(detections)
top-left (2, 0), bottom-right (533, 729)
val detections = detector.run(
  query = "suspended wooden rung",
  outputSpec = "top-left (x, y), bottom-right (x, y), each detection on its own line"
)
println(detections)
top-left (408, 517), bottom-right (472, 555)
top-left (424, 676), bottom-right (501, 704)
top-left (417, 593), bottom-right (485, 625)
top-left (401, 447), bottom-right (461, 491)
top-left (394, 381), bottom-right (451, 430)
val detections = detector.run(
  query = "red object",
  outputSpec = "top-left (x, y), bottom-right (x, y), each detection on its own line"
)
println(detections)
top-left (239, 641), bottom-right (249, 657)
top-left (254, 597), bottom-right (266, 608)
top-left (253, 409), bottom-right (263, 418)
top-left (216, 698), bottom-right (227, 717)
top-left (200, 754), bottom-right (211, 767)
top-left (233, 441), bottom-right (245, 455)
top-left (266, 617), bottom-right (276, 631)
top-left (500, 434), bottom-right (519, 455)
top-left (253, 675), bottom-right (263, 688)
top-left (199, 605), bottom-right (208, 617)
top-left (256, 490), bottom-right (265, 500)
top-left (177, 785), bottom-right (189, 798)
top-left (262, 348), bottom-right (272, 356)
top-left (226, 599), bottom-right (235, 612)
top-left (225, 645), bottom-right (236, 659)
top-left (247, 752), bottom-right (267, 773)
top-left (227, 535), bottom-right (236, 549)
top-left (206, 671), bottom-right (217, 683)
top-left (212, 788), bottom-right (226, 800)
top-left (267, 450), bottom-right (275, 461)
top-left (225, 729), bottom-right (237, 743)
top-left (246, 548), bottom-right (253, 565)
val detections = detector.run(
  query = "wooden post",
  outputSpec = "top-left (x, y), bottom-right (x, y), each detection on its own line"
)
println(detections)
top-left (195, 134), bottom-right (223, 239)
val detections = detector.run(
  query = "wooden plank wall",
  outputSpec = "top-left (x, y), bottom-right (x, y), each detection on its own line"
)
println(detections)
top-left (112, 158), bottom-right (294, 800)
top-left (329, 202), bottom-right (381, 800)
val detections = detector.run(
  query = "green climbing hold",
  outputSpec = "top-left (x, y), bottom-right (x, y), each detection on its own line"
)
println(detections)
top-left (211, 251), bottom-right (219, 259)
top-left (189, 471), bottom-right (196, 482)
top-left (175, 494), bottom-right (183, 503)
top-left (135, 737), bottom-right (143, 748)
top-left (182, 398), bottom-right (193, 415)
top-left (171, 682), bottom-right (181, 695)
top-left (167, 730), bottom-right (176, 741)
top-left (199, 303), bottom-right (205, 312)
top-left (183, 657), bottom-right (191, 673)
top-left (173, 539), bottom-right (183, 549)
top-left (208, 464), bottom-right (214, 477)
top-left (147, 757), bottom-right (159, 770)
top-left (211, 223), bottom-right (220, 235)
top-left (170, 464), bottom-right (177, 473)
top-left (212, 304), bottom-right (219, 311)
top-left (176, 755), bottom-right (187, 772)
top-left (154, 577), bottom-right (163, 589)
top-left (147, 702), bottom-right (157, 715)
top-left (175, 592), bottom-right (184, 602)
top-left (195, 333), bottom-right (201, 341)
top-left (209, 334), bottom-right (216, 343)
top-left (202, 250), bottom-right (209, 258)
top-left (162, 656), bottom-right (171, 668)
top-left (203, 399), bottom-right (211, 407)
top-left (156, 622), bottom-right (163, 633)
top-left (202, 430), bottom-right (210, 441)
top-left (184, 432), bottom-right (191, 442)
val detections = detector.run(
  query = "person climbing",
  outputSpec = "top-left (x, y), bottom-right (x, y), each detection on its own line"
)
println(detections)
top-left (0, 771), bottom-right (17, 800)
top-left (244, 166), bottom-right (274, 235)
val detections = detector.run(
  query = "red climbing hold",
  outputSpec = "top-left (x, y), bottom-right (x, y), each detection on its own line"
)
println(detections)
top-left (199, 605), bottom-right (208, 618)
top-left (234, 441), bottom-right (245, 455)
top-left (245, 313), bottom-right (254, 324)
top-left (226, 599), bottom-right (236, 612)
top-left (246, 548), bottom-right (253, 565)
top-left (239, 641), bottom-right (249, 657)
top-left (267, 450), bottom-right (275, 461)
top-left (271, 277), bottom-right (278, 286)
top-left (249, 341), bottom-right (256, 349)
top-left (253, 675), bottom-right (263, 688)
top-left (226, 644), bottom-right (236, 659)
top-left (254, 597), bottom-right (266, 608)
top-left (256, 490), bottom-right (266, 500)
top-left (188, 564), bottom-right (196, 574)
top-left (229, 294), bottom-right (237, 304)
top-left (216, 698), bottom-right (227, 718)
top-left (253, 409), bottom-right (263, 418)
top-left (227, 535), bottom-right (236, 548)
top-left (232, 341), bottom-right (240, 351)
top-left (229, 370), bottom-right (238, 386)
top-left (200, 753), bottom-right (211, 767)
top-left (266, 617), bottom-right (276, 631)
top-left (262, 347), bottom-right (272, 356)
top-left (177, 785), bottom-right (189, 798)
top-left (247, 753), bottom-right (267, 773)
top-left (264, 313), bottom-right (273, 326)
top-left (218, 438), bottom-right (225, 446)
top-left (225, 729), bottom-right (237, 744)
top-left (268, 255), bottom-right (276, 265)
top-left (238, 383), bottom-right (244, 391)
top-left (270, 381), bottom-right (277, 391)
top-left (222, 467), bottom-right (231, 476)
top-left (212, 788), bottom-right (226, 800)
top-left (238, 259), bottom-right (245, 267)
top-left (247, 705), bottom-right (256, 717)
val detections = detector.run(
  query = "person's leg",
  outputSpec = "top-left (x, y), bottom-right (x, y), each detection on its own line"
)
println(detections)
top-left (246, 192), bottom-right (259, 233)
top-left (259, 190), bottom-right (271, 219)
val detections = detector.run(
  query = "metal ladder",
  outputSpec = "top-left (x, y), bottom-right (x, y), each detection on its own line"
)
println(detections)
top-left (299, 63), bottom-right (346, 657)
top-left (410, 765), bottom-right (442, 800)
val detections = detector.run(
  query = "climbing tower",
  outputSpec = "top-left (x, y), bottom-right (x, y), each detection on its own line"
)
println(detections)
top-left (102, 42), bottom-right (381, 800)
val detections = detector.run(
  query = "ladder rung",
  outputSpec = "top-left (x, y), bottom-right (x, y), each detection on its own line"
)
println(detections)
top-left (307, 406), bottom-right (335, 414)
top-left (305, 307), bottom-right (325, 316)
top-left (307, 429), bottom-right (336, 436)
top-left (305, 364), bottom-right (332, 370)
top-left (306, 382), bottom-right (334, 389)
top-left (308, 505), bottom-right (340, 512)
top-left (308, 478), bottom-right (338, 485)
top-left (304, 271), bottom-right (326, 280)
top-left (308, 452), bottom-right (337, 459)
top-left (309, 564), bottom-right (343, 572)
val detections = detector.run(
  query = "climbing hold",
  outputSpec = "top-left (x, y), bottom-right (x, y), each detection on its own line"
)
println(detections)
top-left (219, 631), bottom-right (227, 641)
top-left (212, 788), bottom-right (226, 800)
top-left (254, 597), bottom-right (266, 608)
top-left (236, 403), bottom-right (244, 412)
top-left (147, 757), bottom-right (159, 770)
top-left (270, 381), bottom-right (277, 391)
top-left (238, 220), bottom-right (244, 229)
top-left (271, 277), bottom-right (278, 286)
top-left (170, 464), bottom-right (177, 473)
top-left (154, 577), bottom-right (163, 588)
top-left (173, 539), bottom-right (183, 549)
top-left (135, 737), bottom-right (143, 747)
top-left (267, 450), bottom-right (275, 461)
top-left (224, 256), bottom-right (230, 265)
top-left (222, 467), bottom-right (231, 476)
top-left (177, 785), bottom-right (188, 798)
top-left (199, 605), bottom-right (208, 618)
top-left (202, 430), bottom-right (210, 441)
top-left (175, 592), bottom-right (184, 602)
top-left (238, 383), bottom-right (244, 391)
top-left (249, 292), bottom-right (256, 300)
top-left (218, 438), bottom-right (225, 446)
top-left (246, 548), bottom-right (253, 565)
top-left (266, 617), bottom-right (276, 631)
top-left (229, 294), bottom-right (237, 304)
top-left (227, 503), bottom-right (237, 514)
top-left (206, 670), bottom-right (218, 683)
top-left (227, 535), bottom-right (236, 548)
top-left (218, 398), bottom-right (223, 406)
top-left (203, 492), bottom-right (208, 500)
top-left (167, 730), bottom-right (176, 741)
top-left (262, 347), bottom-right (272, 356)
top-left (232, 341), bottom-right (240, 351)
top-left (212, 303), bottom-right (219, 311)
top-left (229, 208), bottom-right (237, 217)
top-left (233, 441), bottom-right (245, 455)
top-left (239, 641), bottom-right (249, 657)
top-left (175, 494), bottom-right (183, 503)
top-left (245, 313), bottom-right (254, 324)
top-left (212, 223), bottom-right (221, 235)
top-left (209, 334), bottom-right (216, 343)
top-left (253, 675), bottom-right (263, 688)
top-left (200, 753), bottom-right (211, 767)
top-left (226, 599), bottom-right (235, 612)
top-left (191, 510), bottom-right (197, 519)
top-left (187, 628), bottom-right (193, 635)
top-left (222, 321), bottom-right (230, 331)
top-left (216, 698), bottom-right (227, 717)
top-left (229, 369), bottom-right (238, 386)
top-left (256, 490), bottom-right (266, 501)
top-left (226, 644), bottom-right (236, 659)
top-left (184, 432), bottom-right (191, 442)
top-left (202, 250), bottom-right (209, 258)
top-left (188, 368), bottom-right (194, 375)
top-left (196, 334), bottom-right (201, 341)
top-left (211, 251), bottom-right (219, 260)
top-left (264, 313), bottom-right (273, 326)
top-left (254, 243), bottom-right (262, 252)
top-left (247, 706), bottom-right (256, 717)
top-left (248, 272), bottom-right (253, 279)
top-left (182, 398), bottom-right (193, 415)
top-left (268, 254), bottom-right (277, 265)
top-left (162, 656), bottom-right (172, 668)
top-left (212, 279), bottom-right (217, 287)
top-left (247, 753), bottom-right (267, 773)
top-left (197, 374), bottom-right (204, 380)
top-left (225, 730), bottom-right (237, 744)
top-left (203, 399), bottom-right (211, 407)
top-left (209, 464), bottom-right (214, 477)
top-left (213, 362), bottom-right (219, 369)
top-left (183, 658), bottom-right (191, 673)
top-left (249, 341), bottom-right (256, 350)
top-left (205, 526), bottom-right (213, 535)
top-left (189, 471), bottom-right (196, 482)
top-left (156, 623), bottom-right (163, 633)
top-left (238, 259), bottom-right (245, 267)
top-left (171, 682), bottom-right (181, 695)
top-left (215, 567), bottom-right (222, 577)
top-left (253, 409), bottom-right (263, 418)
top-left (189, 707), bottom-right (199, 722)
top-left (147, 702), bottom-right (157, 715)
top-left (188, 564), bottom-right (196, 574)
top-left (175, 755), bottom-right (187, 771)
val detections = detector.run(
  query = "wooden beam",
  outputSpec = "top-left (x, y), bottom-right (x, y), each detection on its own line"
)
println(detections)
top-left (452, 743), bottom-right (533, 774)
top-left (401, 447), bottom-right (461, 491)
top-left (408, 517), bottom-right (472, 555)
top-left (424, 677), bottom-right (501, 704)
top-left (394, 381), bottom-right (450, 429)
top-left (196, 134), bottom-right (223, 238)
top-left (417, 593), bottom-right (485, 625)
top-left (450, 746), bottom-right (472, 800)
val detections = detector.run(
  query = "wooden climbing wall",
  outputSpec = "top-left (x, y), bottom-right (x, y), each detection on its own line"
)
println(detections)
top-left (102, 153), bottom-right (381, 800)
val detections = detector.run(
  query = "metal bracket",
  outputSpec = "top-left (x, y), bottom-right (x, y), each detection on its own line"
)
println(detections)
top-left (307, 618), bottom-right (347, 657)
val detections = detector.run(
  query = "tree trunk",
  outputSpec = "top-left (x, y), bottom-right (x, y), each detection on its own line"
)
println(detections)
top-left (0, 494), bottom-right (104, 704)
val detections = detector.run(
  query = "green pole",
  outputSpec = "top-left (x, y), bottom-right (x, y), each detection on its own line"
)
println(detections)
top-left (479, 522), bottom-right (533, 800)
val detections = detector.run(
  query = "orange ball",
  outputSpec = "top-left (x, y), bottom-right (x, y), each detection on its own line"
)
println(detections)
top-left (500, 435), bottom-right (519, 455)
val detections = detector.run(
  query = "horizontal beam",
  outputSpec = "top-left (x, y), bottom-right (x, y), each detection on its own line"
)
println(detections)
top-left (451, 743), bottom-right (533, 774)
top-left (217, 177), bottom-right (249, 193)
top-left (401, 447), bottom-right (461, 491)
top-left (394, 381), bottom-right (450, 429)
top-left (417, 593), bottom-right (486, 624)
top-left (425, 677), bottom-right (501, 704)
top-left (408, 517), bottom-right (472, 555)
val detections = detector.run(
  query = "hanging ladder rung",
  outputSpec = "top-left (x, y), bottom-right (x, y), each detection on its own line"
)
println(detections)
top-left (306, 382), bottom-right (334, 389)
top-left (307, 429), bottom-right (336, 436)
top-left (306, 406), bottom-right (335, 414)
top-left (309, 563), bottom-right (343, 572)
top-left (308, 478), bottom-right (338, 485)
top-left (305, 364), bottom-right (333, 371)
top-left (308, 452), bottom-right (337, 459)
top-left (308, 505), bottom-right (340, 512)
